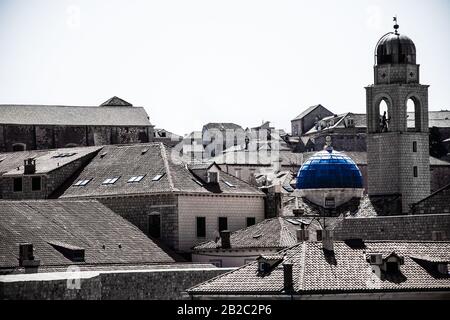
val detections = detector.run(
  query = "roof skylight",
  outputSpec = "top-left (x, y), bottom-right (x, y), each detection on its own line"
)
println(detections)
top-left (128, 175), bottom-right (145, 183)
top-left (74, 179), bottom-right (91, 186)
top-left (152, 173), bottom-right (165, 181)
top-left (102, 177), bottom-right (120, 185)
top-left (224, 181), bottom-right (235, 188)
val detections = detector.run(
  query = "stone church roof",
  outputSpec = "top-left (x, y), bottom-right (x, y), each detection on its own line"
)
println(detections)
top-left (0, 97), bottom-right (152, 126)
top-left (0, 200), bottom-right (174, 270)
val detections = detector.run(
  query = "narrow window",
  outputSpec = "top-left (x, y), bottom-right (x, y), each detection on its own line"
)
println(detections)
top-left (148, 214), bottom-right (161, 239)
top-left (209, 260), bottom-right (222, 267)
top-left (246, 217), bottom-right (256, 227)
top-left (413, 166), bottom-right (418, 177)
top-left (413, 141), bottom-right (417, 152)
top-left (218, 217), bottom-right (228, 232)
top-left (196, 217), bottom-right (206, 238)
top-left (31, 177), bottom-right (42, 191)
top-left (13, 177), bottom-right (23, 192)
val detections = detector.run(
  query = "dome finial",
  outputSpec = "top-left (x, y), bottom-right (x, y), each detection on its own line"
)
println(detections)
top-left (393, 15), bottom-right (399, 34)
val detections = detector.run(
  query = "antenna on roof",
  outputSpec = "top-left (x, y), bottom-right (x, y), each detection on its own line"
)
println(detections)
top-left (393, 16), bottom-right (399, 34)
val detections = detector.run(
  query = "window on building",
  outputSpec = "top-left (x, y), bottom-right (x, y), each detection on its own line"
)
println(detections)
top-left (413, 141), bottom-right (417, 152)
top-left (386, 261), bottom-right (400, 274)
top-left (209, 260), bottom-right (222, 267)
top-left (148, 214), bottom-right (161, 239)
top-left (218, 217), bottom-right (228, 232)
top-left (246, 217), bottom-right (256, 227)
top-left (196, 217), bottom-right (206, 238)
top-left (128, 175), bottom-right (146, 183)
top-left (413, 166), bottom-right (418, 177)
top-left (12, 143), bottom-right (26, 151)
top-left (31, 176), bottom-right (41, 191)
top-left (13, 177), bottom-right (23, 192)
top-left (102, 177), bottom-right (120, 185)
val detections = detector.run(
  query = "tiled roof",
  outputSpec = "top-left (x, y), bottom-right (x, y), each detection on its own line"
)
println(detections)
top-left (0, 146), bottom-right (102, 176)
top-left (188, 241), bottom-right (450, 295)
top-left (203, 123), bottom-right (243, 131)
top-left (194, 217), bottom-right (324, 251)
top-left (0, 200), bottom-right (174, 269)
top-left (333, 214), bottom-right (450, 241)
top-left (60, 143), bottom-right (264, 198)
top-left (292, 105), bottom-right (328, 121)
top-left (212, 150), bottom-right (304, 167)
top-left (0, 103), bottom-right (152, 126)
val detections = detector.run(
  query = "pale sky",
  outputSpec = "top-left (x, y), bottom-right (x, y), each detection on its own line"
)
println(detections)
top-left (0, 0), bottom-right (449, 136)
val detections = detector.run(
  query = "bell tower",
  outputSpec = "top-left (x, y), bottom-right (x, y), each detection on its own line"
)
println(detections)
top-left (366, 18), bottom-right (430, 213)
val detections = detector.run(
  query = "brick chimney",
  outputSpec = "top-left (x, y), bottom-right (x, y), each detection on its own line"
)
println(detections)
top-left (322, 230), bottom-right (334, 251)
top-left (220, 230), bottom-right (231, 249)
top-left (283, 263), bottom-right (294, 292)
top-left (24, 158), bottom-right (36, 174)
top-left (19, 243), bottom-right (40, 271)
top-left (296, 226), bottom-right (309, 242)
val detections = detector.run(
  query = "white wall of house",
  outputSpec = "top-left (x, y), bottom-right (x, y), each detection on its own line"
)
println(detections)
top-left (177, 195), bottom-right (265, 252)
top-left (192, 248), bottom-right (278, 268)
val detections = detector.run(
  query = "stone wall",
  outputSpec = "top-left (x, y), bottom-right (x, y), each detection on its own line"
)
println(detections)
top-left (411, 184), bottom-right (450, 215)
top-left (0, 125), bottom-right (151, 152)
top-left (97, 194), bottom-right (179, 250)
top-left (0, 267), bottom-right (231, 300)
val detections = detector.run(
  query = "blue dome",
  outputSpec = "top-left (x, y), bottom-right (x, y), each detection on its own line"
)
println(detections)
top-left (296, 150), bottom-right (363, 189)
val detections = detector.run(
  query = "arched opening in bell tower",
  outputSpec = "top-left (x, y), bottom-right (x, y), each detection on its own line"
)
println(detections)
top-left (378, 99), bottom-right (389, 133)
top-left (406, 96), bottom-right (422, 132)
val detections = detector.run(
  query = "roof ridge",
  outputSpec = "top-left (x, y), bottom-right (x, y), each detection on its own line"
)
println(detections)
top-left (159, 143), bottom-right (176, 192)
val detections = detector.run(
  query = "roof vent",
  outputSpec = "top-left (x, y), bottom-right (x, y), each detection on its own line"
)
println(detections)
top-left (24, 158), bottom-right (36, 174)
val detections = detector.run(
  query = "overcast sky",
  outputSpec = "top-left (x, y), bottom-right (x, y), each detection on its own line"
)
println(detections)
top-left (0, 0), bottom-right (448, 136)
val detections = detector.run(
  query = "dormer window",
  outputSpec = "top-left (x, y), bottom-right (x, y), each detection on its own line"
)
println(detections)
top-left (386, 261), bottom-right (400, 274)
top-left (208, 171), bottom-right (219, 184)
top-left (256, 255), bottom-right (283, 274)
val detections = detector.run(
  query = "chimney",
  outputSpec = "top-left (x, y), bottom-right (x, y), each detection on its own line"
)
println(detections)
top-left (296, 228), bottom-right (309, 242)
top-left (322, 230), bottom-right (334, 251)
top-left (220, 230), bottom-right (231, 249)
top-left (283, 263), bottom-right (294, 292)
top-left (19, 243), bottom-right (40, 271)
top-left (24, 158), bottom-right (36, 174)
